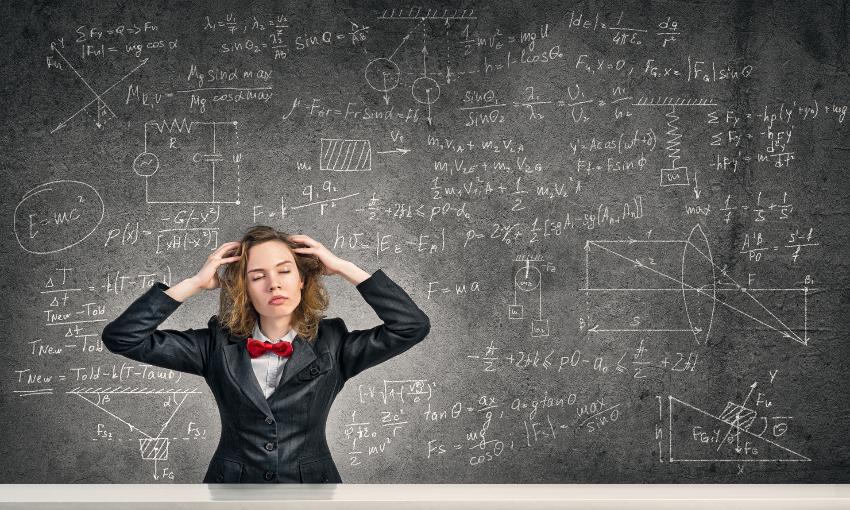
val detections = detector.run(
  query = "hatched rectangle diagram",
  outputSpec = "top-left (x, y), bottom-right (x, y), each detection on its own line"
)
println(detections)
top-left (320, 138), bottom-right (372, 171)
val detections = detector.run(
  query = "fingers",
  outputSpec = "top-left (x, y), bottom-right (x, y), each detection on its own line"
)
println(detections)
top-left (213, 254), bottom-right (242, 268)
top-left (216, 241), bottom-right (241, 250)
top-left (289, 234), bottom-right (316, 245)
top-left (290, 236), bottom-right (326, 254)
top-left (210, 242), bottom-right (242, 259)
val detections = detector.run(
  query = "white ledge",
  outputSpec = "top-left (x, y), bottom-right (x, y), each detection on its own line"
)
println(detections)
top-left (1, 484), bottom-right (849, 509)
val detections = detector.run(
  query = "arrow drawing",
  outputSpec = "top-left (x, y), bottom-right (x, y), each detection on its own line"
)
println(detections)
top-left (51, 53), bottom-right (150, 134)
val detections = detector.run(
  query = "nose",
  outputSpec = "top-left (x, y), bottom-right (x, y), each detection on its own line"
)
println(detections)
top-left (269, 275), bottom-right (282, 291)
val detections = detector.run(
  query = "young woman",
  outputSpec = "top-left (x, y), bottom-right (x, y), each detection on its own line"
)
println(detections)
top-left (101, 226), bottom-right (431, 483)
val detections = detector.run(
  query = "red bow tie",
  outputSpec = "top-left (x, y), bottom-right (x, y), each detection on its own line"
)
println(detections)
top-left (246, 337), bottom-right (294, 359)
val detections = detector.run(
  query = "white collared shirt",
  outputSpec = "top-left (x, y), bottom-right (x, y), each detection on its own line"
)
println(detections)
top-left (250, 323), bottom-right (296, 399)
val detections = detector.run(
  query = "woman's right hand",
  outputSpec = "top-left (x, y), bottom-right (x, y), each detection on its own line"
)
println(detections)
top-left (192, 241), bottom-right (243, 290)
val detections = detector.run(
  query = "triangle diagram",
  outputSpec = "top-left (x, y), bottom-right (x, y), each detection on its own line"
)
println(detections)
top-left (669, 396), bottom-right (810, 462)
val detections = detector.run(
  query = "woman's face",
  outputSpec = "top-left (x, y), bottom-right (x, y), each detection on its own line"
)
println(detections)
top-left (245, 240), bottom-right (304, 323)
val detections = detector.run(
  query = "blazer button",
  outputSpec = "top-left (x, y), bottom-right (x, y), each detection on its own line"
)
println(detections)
top-left (265, 416), bottom-right (274, 425)
top-left (216, 474), bottom-right (224, 482)
top-left (264, 442), bottom-right (275, 451)
top-left (310, 366), bottom-right (319, 375)
top-left (264, 472), bottom-right (274, 481)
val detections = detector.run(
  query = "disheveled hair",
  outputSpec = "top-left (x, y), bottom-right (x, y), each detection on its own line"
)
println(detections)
top-left (217, 226), bottom-right (329, 342)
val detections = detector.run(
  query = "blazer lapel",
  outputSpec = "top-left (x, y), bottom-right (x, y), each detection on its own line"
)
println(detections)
top-left (223, 332), bottom-right (317, 412)
top-left (273, 334), bottom-right (316, 393)
top-left (223, 333), bottom-right (272, 416)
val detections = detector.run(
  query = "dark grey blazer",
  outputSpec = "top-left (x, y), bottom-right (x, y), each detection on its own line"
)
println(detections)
top-left (101, 268), bottom-right (430, 483)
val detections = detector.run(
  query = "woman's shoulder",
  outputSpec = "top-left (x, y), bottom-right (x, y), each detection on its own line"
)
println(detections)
top-left (207, 315), bottom-right (239, 337)
top-left (316, 316), bottom-right (347, 339)
top-left (318, 315), bottom-right (343, 328)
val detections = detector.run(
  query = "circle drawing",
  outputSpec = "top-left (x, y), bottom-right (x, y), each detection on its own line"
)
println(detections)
top-left (411, 76), bottom-right (440, 104)
top-left (365, 58), bottom-right (401, 93)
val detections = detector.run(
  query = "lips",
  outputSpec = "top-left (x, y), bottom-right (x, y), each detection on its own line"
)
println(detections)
top-left (268, 296), bottom-right (287, 305)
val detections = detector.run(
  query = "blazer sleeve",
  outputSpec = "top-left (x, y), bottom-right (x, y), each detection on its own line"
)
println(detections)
top-left (101, 281), bottom-right (213, 377)
top-left (336, 269), bottom-right (431, 383)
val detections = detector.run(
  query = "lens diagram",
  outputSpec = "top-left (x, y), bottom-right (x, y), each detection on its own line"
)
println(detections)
top-left (582, 224), bottom-right (812, 346)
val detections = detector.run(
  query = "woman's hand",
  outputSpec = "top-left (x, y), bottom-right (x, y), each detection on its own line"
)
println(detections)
top-left (192, 241), bottom-right (243, 290)
top-left (289, 234), bottom-right (347, 276)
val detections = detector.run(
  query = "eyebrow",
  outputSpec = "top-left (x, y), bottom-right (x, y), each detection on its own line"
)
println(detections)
top-left (247, 261), bottom-right (293, 273)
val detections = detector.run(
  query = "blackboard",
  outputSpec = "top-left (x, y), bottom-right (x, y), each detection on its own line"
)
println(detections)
top-left (2, 0), bottom-right (849, 483)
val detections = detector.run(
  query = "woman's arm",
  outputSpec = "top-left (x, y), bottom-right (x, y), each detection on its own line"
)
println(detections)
top-left (101, 242), bottom-right (242, 377)
top-left (333, 260), bottom-right (371, 286)
top-left (101, 280), bottom-right (215, 377)
top-left (335, 269), bottom-right (431, 383)
top-left (164, 275), bottom-right (206, 302)
top-left (286, 234), bottom-right (431, 382)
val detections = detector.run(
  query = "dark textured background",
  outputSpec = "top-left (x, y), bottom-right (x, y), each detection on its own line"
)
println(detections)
top-left (0, 0), bottom-right (848, 483)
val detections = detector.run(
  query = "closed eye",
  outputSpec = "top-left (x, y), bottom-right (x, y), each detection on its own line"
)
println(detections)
top-left (251, 270), bottom-right (289, 281)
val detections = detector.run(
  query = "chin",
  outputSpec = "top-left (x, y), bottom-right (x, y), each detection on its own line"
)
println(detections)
top-left (262, 304), bottom-right (299, 317)
top-left (263, 307), bottom-right (293, 317)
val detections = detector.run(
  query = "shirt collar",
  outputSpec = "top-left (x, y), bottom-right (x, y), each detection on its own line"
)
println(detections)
top-left (252, 322), bottom-right (296, 343)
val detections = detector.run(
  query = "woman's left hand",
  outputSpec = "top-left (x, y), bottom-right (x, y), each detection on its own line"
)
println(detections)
top-left (289, 234), bottom-right (347, 275)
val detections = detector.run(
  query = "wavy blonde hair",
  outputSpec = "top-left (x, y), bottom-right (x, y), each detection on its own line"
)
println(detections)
top-left (217, 226), bottom-right (329, 342)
